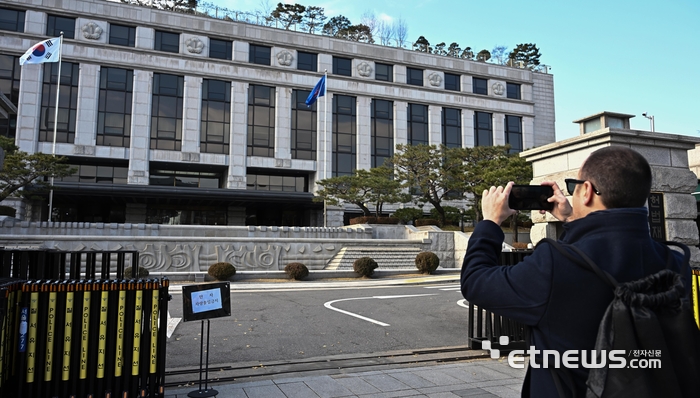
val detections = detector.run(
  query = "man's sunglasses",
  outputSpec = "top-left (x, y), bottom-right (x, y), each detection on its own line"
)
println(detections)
top-left (564, 178), bottom-right (601, 196)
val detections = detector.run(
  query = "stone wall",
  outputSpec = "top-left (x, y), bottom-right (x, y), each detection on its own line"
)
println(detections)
top-left (0, 222), bottom-right (466, 272)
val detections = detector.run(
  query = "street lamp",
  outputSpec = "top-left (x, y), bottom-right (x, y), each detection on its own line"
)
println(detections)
top-left (642, 112), bottom-right (655, 132)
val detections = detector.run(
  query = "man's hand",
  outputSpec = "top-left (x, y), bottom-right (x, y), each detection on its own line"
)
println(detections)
top-left (539, 181), bottom-right (573, 222)
top-left (482, 181), bottom-right (517, 225)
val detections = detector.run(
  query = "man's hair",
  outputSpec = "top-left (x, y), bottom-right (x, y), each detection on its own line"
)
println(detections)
top-left (580, 147), bottom-right (652, 208)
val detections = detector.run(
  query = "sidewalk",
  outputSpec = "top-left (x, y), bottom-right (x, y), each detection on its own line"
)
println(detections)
top-left (164, 357), bottom-right (525, 398)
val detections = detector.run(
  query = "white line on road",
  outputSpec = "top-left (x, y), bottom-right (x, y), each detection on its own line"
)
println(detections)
top-left (324, 294), bottom-right (438, 326)
top-left (457, 299), bottom-right (469, 309)
top-left (423, 284), bottom-right (460, 289)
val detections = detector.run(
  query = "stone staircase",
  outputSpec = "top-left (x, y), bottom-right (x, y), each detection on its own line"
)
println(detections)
top-left (325, 246), bottom-right (423, 270)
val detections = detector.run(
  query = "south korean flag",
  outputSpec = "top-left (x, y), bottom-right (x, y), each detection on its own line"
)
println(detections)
top-left (19, 37), bottom-right (62, 66)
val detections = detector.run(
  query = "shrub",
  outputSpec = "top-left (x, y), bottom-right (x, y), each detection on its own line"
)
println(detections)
top-left (430, 206), bottom-right (461, 225)
top-left (349, 216), bottom-right (400, 225)
top-left (392, 208), bottom-right (424, 225)
top-left (208, 262), bottom-right (236, 281)
top-left (284, 262), bottom-right (309, 280)
top-left (415, 252), bottom-right (440, 274)
top-left (414, 218), bottom-right (440, 227)
top-left (124, 266), bottom-right (150, 279)
top-left (353, 257), bottom-right (378, 277)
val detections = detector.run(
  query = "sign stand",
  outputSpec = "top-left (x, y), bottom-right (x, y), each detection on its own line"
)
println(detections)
top-left (187, 319), bottom-right (216, 398)
top-left (181, 282), bottom-right (231, 398)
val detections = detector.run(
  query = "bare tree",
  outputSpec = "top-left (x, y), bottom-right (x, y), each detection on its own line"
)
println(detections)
top-left (377, 20), bottom-right (395, 46)
top-left (394, 17), bottom-right (408, 47)
top-left (491, 45), bottom-right (509, 64)
top-left (360, 10), bottom-right (379, 39)
top-left (255, 0), bottom-right (275, 26)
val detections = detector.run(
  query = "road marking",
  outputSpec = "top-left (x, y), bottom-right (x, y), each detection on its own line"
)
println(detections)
top-left (424, 284), bottom-right (461, 291)
top-left (324, 294), bottom-right (438, 326)
top-left (166, 311), bottom-right (181, 338)
top-left (457, 299), bottom-right (469, 309)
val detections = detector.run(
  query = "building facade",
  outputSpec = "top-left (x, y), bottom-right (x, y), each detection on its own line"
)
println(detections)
top-left (0, 0), bottom-right (555, 226)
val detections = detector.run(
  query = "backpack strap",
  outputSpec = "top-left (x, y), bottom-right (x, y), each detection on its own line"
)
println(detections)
top-left (538, 238), bottom-right (618, 289)
top-left (661, 241), bottom-right (690, 270)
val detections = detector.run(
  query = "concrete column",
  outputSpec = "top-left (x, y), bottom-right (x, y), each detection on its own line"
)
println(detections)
top-left (315, 92), bottom-right (333, 183)
top-left (394, 101), bottom-right (408, 146)
top-left (233, 41), bottom-right (249, 63)
top-left (275, 87), bottom-right (292, 160)
top-left (522, 128), bottom-right (700, 266)
top-left (356, 96), bottom-right (371, 170)
top-left (135, 27), bottom-right (154, 50)
top-left (462, 109), bottom-right (475, 148)
top-left (181, 75), bottom-right (202, 156)
top-left (522, 116), bottom-right (535, 150)
top-left (16, 63), bottom-right (42, 153)
top-left (24, 11), bottom-right (46, 35)
top-left (128, 69), bottom-right (153, 185)
top-left (228, 81), bottom-right (248, 189)
top-left (428, 105), bottom-right (442, 145)
top-left (74, 64), bottom-right (99, 148)
top-left (493, 112), bottom-right (505, 146)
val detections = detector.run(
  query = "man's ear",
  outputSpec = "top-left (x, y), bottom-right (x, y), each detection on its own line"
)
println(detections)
top-left (581, 181), bottom-right (596, 206)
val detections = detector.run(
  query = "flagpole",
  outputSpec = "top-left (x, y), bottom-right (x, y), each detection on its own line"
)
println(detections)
top-left (48, 33), bottom-right (63, 223)
top-left (323, 69), bottom-right (328, 228)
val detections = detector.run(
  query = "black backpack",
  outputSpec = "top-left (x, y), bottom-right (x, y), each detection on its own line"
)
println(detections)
top-left (540, 238), bottom-right (700, 398)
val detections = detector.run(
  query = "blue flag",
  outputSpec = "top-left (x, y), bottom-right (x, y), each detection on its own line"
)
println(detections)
top-left (305, 75), bottom-right (326, 106)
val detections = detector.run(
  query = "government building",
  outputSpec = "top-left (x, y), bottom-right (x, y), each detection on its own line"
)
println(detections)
top-left (0, 0), bottom-right (555, 226)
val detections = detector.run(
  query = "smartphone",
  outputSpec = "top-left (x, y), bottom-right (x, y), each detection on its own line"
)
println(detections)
top-left (508, 185), bottom-right (554, 211)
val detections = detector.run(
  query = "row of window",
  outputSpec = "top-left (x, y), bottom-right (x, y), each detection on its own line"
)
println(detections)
top-left (1, 54), bottom-right (523, 175)
top-left (1, 8), bottom-right (523, 99)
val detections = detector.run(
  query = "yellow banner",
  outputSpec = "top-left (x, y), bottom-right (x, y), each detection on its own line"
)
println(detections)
top-left (150, 289), bottom-right (159, 374)
top-left (79, 290), bottom-right (91, 380)
top-left (131, 290), bottom-right (143, 376)
top-left (45, 291), bottom-right (57, 381)
top-left (26, 291), bottom-right (39, 383)
top-left (114, 290), bottom-right (126, 377)
top-left (97, 290), bottom-right (109, 378)
top-left (61, 291), bottom-right (74, 381)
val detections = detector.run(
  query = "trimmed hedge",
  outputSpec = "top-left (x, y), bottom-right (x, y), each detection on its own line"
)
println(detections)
top-left (208, 262), bottom-right (236, 281)
top-left (414, 218), bottom-right (440, 227)
top-left (349, 216), bottom-right (400, 225)
top-left (415, 252), bottom-right (440, 274)
top-left (124, 266), bottom-right (150, 279)
top-left (284, 262), bottom-right (309, 280)
top-left (353, 256), bottom-right (378, 277)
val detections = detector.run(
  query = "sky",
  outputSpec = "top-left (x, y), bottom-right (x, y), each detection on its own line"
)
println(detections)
top-left (206, 0), bottom-right (700, 141)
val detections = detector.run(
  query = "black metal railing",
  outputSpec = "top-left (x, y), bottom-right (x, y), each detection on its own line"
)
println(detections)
top-left (0, 248), bottom-right (169, 398)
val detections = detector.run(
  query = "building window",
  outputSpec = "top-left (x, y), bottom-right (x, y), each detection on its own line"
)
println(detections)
top-left (40, 62), bottom-right (79, 143)
top-left (507, 82), bottom-right (521, 100)
top-left (406, 67), bottom-right (423, 86)
top-left (0, 8), bottom-right (25, 32)
top-left (291, 89), bottom-right (316, 160)
top-left (408, 103), bottom-right (428, 145)
top-left (375, 63), bottom-right (393, 82)
top-left (333, 57), bottom-right (352, 76)
top-left (474, 111), bottom-right (493, 146)
top-left (297, 51), bottom-right (317, 71)
top-left (0, 54), bottom-right (20, 138)
top-left (150, 73), bottom-right (184, 150)
top-left (247, 84), bottom-right (275, 157)
top-left (332, 95), bottom-right (356, 176)
top-left (209, 38), bottom-right (232, 60)
top-left (149, 168), bottom-right (223, 188)
top-left (59, 162), bottom-right (129, 185)
top-left (109, 24), bottom-right (135, 47)
top-left (97, 67), bottom-right (133, 147)
top-left (371, 99), bottom-right (393, 167)
top-left (201, 79), bottom-right (231, 154)
top-left (249, 44), bottom-right (271, 65)
top-left (505, 115), bottom-right (522, 153)
top-left (146, 206), bottom-right (226, 225)
top-left (445, 73), bottom-right (460, 91)
top-left (246, 171), bottom-right (308, 192)
top-left (473, 77), bottom-right (488, 95)
top-left (442, 108), bottom-right (461, 148)
top-left (155, 30), bottom-right (179, 53)
top-left (47, 15), bottom-right (75, 38)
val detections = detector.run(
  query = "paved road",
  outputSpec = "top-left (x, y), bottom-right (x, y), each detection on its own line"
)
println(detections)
top-left (166, 280), bottom-right (470, 369)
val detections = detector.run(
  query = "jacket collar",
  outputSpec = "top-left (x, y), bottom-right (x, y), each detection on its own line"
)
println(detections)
top-left (560, 207), bottom-right (650, 243)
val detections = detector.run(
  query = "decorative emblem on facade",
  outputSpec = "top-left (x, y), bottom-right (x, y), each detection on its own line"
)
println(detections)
top-left (357, 62), bottom-right (373, 77)
top-left (186, 37), bottom-right (204, 54)
top-left (428, 72), bottom-right (442, 87)
top-left (81, 22), bottom-right (103, 40)
top-left (276, 50), bottom-right (294, 66)
top-left (492, 82), bottom-right (505, 96)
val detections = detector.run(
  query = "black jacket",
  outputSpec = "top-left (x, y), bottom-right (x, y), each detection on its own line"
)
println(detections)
top-left (461, 208), bottom-right (690, 397)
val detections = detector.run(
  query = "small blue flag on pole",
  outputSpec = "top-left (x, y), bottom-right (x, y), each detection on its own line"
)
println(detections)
top-left (305, 75), bottom-right (326, 106)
